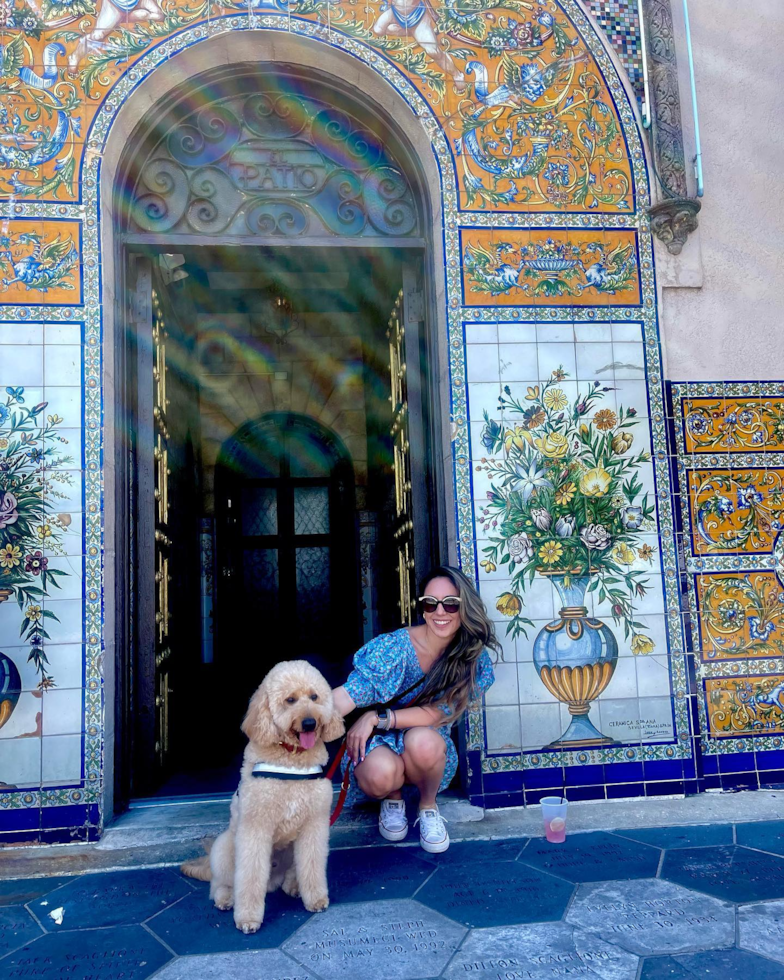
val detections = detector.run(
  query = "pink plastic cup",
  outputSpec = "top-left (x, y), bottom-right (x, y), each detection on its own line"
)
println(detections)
top-left (541, 796), bottom-right (568, 843)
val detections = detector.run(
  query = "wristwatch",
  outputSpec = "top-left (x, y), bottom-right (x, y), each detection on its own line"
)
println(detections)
top-left (377, 709), bottom-right (390, 731)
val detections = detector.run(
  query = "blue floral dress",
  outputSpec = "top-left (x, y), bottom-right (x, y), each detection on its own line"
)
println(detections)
top-left (341, 628), bottom-right (495, 805)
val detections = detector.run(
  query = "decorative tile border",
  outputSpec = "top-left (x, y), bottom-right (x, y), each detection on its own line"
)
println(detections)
top-left (671, 381), bottom-right (784, 760)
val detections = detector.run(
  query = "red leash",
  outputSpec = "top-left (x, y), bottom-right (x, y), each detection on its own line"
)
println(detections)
top-left (326, 741), bottom-right (350, 826)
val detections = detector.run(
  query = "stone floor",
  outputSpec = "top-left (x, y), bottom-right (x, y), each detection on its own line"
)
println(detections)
top-left (3, 821), bottom-right (784, 978)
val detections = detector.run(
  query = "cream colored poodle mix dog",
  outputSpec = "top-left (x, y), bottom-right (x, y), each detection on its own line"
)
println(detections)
top-left (182, 660), bottom-right (344, 933)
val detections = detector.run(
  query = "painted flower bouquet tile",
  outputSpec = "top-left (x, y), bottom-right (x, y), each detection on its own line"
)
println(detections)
top-left (0, 388), bottom-right (73, 723)
top-left (478, 369), bottom-right (657, 747)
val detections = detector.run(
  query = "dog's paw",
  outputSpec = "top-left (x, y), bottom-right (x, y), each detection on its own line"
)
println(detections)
top-left (234, 916), bottom-right (263, 934)
top-left (282, 876), bottom-right (300, 898)
top-left (213, 886), bottom-right (234, 911)
top-left (304, 894), bottom-right (329, 913)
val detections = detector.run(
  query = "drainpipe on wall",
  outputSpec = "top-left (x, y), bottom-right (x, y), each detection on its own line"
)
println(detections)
top-left (640, 0), bottom-right (701, 254)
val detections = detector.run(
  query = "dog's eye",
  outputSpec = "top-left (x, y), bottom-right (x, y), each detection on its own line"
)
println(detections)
top-left (286, 697), bottom-right (296, 704)
top-left (310, 694), bottom-right (318, 701)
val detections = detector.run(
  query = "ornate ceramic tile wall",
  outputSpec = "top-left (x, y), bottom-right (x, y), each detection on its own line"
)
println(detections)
top-left (0, 0), bottom-right (680, 839)
top-left (670, 383), bottom-right (784, 789)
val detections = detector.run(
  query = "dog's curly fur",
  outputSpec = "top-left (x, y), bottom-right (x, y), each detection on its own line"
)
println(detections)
top-left (181, 660), bottom-right (344, 933)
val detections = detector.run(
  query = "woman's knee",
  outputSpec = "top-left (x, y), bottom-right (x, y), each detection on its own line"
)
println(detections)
top-left (355, 754), bottom-right (404, 798)
top-left (403, 728), bottom-right (447, 771)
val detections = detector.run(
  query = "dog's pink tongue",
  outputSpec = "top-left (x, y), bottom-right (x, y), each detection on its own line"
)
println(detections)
top-left (299, 731), bottom-right (317, 750)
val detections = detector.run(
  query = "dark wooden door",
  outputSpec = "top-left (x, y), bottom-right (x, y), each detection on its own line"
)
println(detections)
top-left (128, 256), bottom-right (200, 794)
top-left (216, 414), bottom-right (360, 724)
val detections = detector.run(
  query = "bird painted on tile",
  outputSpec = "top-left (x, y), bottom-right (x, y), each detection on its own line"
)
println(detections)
top-left (0, 233), bottom-right (78, 293)
top-left (582, 241), bottom-right (636, 294)
top-left (463, 241), bottom-right (523, 295)
top-left (456, 50), bottom-right (587, 185)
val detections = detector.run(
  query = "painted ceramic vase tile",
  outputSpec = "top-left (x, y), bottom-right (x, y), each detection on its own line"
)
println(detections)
top-left (706, 676), bottom-right (784, 738)
top-left (0, 388), bottom-right (74, 696)
top-left (461, 230), bottom-right (640, 306)
top-left (0, 222), bottom-right (81, 304)
top-left (683, 397), bottom-right (784, 453)
top-left (695, 572), bottom-right (784, 662)
top-left (476, 364), bottom-right (673, 752)
top-left (687, 468), bottom-right (784, 556)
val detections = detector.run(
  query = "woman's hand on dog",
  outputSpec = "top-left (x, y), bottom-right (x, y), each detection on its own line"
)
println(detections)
top-left (346, 711), bottom-right (379, 765)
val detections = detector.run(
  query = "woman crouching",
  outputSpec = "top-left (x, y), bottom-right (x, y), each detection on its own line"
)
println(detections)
top-left (332, 565), bottom-right (498, 853)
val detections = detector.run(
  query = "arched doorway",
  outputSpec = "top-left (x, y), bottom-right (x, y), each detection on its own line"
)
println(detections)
top-left (114, 66), bottom-right (441, 799)
top-left (215, 413), bottom-right (358, 702)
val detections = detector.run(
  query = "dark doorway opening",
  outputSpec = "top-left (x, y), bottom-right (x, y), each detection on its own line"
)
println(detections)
top-left (121, 243), bottom-right (437, 800)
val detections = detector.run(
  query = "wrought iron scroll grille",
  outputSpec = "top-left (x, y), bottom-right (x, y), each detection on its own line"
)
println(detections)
top-left (127, 84), bottom-right (420, 240)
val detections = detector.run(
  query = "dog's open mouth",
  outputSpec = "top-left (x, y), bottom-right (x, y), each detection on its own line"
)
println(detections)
top-left (297, 731), bottom-right (317, 750)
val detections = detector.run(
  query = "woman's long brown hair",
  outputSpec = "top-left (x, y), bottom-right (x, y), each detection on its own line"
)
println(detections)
top-left (411, 565), bottom-right (500, 718)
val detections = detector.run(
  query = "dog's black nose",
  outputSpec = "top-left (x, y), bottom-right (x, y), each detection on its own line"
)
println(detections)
top-left (301, 717), bottom-right (317, 732)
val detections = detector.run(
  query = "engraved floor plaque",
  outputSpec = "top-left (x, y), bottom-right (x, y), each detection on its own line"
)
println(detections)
top-left (443, 921), bottom-right (638, 980)
top-left (661, 845), bottom-right (784, 903)
top-left (739, 901), bottom-right (784, 965)
top-left (150, 948), bottom-right (318, 979)
top-left (282, 898), bottom-right (466, 979)
top-left (0, 923), bottom-right (171, 979)
top-left (566, 878), bottom-right (735, 955)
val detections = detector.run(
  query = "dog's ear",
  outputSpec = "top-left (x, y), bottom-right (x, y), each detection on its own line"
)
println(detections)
top-left (322, 706), bottom-right (345, 744)
top-left (241, 684), bottom-right (276, 746)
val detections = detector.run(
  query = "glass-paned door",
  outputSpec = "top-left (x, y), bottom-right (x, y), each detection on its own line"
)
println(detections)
top-left (216, 414), bottom-right (359, 716)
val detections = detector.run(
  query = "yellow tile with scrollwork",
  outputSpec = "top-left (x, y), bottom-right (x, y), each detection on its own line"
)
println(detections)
top-left (683, 398), bottom-right (784, 453)
top-left (461, 229), bottom-right (640, 306)
top-left (0, 0), bottom-right (633, 212)
top-left (0, 221), bottom-right (81, 304)
top-left (687, 468), bottom-right (784, 555)
top-left (696, 573), bottom-right (784, 661)
top-left (706, 676), bottom-right (784, 737)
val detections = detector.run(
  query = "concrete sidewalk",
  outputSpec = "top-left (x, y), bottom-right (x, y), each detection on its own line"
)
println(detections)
top-left (3, 813), bottom-right (784, 978)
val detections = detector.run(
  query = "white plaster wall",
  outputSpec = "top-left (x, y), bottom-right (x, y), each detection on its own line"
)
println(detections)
top-left (660, 0), bottom-right (784, 382)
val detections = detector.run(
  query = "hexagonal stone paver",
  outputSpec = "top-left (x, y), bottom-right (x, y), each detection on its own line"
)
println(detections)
top-left (519, 831), bottom-right (661, 882)
top-left (0, 878), bottom-right (68, 908)
top-left (327, 847), bottom-right (434, 903)
top-left (414, 838), bottom-right (527, 867)
top-left (282, 898), bottom-right (465, 979)
top-left (0, 924), bottom-right (171, 979)
top-left (565, 878), bottom-right (735, 955)
top-left (736, 820), bottom-right (784, 857)
top-left (0, 906), bottom-right (43, 957)
top-left (146, 883), bottom-right (312, 954)
top-left (613, 825), bottom-right (734, 850)
top-left (640, 948), bottom-right (784, 979)
top-left (415, 860), bottom-right (573, 927)
top-left (739, 900), bottom-right (784, 964)
top-left (147, 949), bottom-right (317, 979)
top-left (442, 921), bottom-right (639, 980)
top-left (661, 845), bottom-right (784, 904)
top-left (27, 869), bottom-right (190, 931)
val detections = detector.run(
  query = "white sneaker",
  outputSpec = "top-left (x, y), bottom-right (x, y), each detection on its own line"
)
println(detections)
top-left (415, 807), bottom-right (449, 853)
top-left (379, 799), bottom-right (408, 842)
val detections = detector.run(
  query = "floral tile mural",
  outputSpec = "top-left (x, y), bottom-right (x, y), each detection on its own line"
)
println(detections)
top-left (672, 382), bottom-right (784, 767)
top-left (0, 0), bottom-right (693, 832)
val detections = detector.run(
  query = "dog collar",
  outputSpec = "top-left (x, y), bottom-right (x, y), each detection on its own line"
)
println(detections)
top-left (251, 762), bottom-right (324, 781)
top-left (279, 741), bottom-right (307, 754)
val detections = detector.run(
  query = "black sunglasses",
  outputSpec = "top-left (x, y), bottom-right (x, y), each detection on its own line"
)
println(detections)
top-left (418, 595), bottom-right (462, 615)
